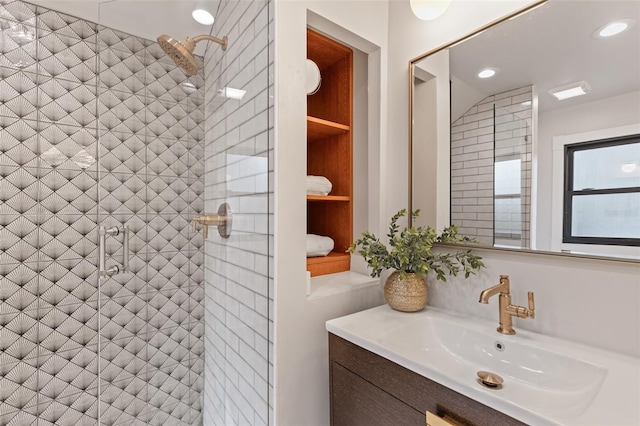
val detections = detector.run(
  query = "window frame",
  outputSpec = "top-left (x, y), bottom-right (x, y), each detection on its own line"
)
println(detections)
top-left (562, 134), bottom-right (640, 247)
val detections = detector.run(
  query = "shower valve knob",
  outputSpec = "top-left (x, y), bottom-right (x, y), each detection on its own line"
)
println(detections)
top-left (191, 204), bottom-right (232, 239)
top-left (103, 265), bottom-right (120, 277)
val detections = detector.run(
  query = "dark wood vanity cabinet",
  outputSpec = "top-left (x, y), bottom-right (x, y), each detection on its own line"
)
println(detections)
top-left (329, 333), bottom-right (526, 426)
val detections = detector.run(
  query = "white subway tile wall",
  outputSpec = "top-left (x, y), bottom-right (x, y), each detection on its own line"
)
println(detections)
top-left (202, 0), bottom-right (273, 425)
top-left (451, 86), bottom-right (532, 247)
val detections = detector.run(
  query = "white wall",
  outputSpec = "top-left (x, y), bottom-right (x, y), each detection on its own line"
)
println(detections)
top-left (451, 74), bottom-right (489, 124)
top-left (413, 70), bottom-right (439, 225)
top-left (428, 248), bottom-right (640, 357)
top-left (536, 90), bottom-right (640, 251)
top-left (413, 50), bottom-right (450, 230)
top-left (389, 0), bottom-right (640, 359)
top-left (274, 1), bottom-right (388, 425)
top-left (351, 46), bottom-right (372, 275)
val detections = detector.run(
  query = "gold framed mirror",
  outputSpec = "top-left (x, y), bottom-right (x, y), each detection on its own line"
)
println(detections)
top-left (409, 0), bottom-right (640, 262)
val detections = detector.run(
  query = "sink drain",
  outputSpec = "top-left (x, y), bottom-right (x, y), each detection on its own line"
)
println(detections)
top-left (477, 371), bottom-right (503, 389)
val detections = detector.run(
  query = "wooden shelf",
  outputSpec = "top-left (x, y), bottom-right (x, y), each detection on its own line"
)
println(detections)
top-left (307, 251), bottom-right (351, 277)
top-left (306, 29), bottom-right (353, 278)
top-left (307, 195), bottom-right (350, 202)
top-left (307, 116), bottom-right (350, 142)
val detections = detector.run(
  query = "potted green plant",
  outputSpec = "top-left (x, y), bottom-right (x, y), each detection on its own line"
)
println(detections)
top-left (348, 209), bottom-right (485, 312)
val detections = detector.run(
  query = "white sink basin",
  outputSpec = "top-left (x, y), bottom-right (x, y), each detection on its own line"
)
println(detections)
top-left (378, 316), bottom-right (607, 417)
top-left (326, 305), bottom-right (640, 426)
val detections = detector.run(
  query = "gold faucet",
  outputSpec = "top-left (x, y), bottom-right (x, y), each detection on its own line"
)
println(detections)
top-left (479, 275), bottom-right (535, 335)
top-left (192, 214), bottom-right (224, 238)
top-left (191, 203), bottom-right (232, 239)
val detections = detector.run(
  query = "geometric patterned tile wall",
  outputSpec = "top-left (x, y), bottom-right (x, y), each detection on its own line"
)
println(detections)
top-left (0, 1), bottom-right (205, 425)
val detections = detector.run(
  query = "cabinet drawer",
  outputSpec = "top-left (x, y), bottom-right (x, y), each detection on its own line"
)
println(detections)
top-left (332, 362), bottom-right (425, 426)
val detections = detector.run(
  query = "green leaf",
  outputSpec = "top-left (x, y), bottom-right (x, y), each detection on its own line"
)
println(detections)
top-left (348, 210), bottom-right (485, 279)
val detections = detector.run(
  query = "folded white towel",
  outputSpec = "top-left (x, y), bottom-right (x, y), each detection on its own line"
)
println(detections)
top-left (306, 234), bottom-right (334, 257)
top-left (307, 175), bottom-right (332, 196)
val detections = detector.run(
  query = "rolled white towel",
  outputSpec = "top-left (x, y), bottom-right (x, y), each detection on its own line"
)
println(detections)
top-left (307, 175), bottom-right (332, 196)
top-left (306, 234), bottom-right (334, 257)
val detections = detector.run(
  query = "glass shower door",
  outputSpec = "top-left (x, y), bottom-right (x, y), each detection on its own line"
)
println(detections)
top-left (493, 105), bottom-right (532, 248)
top-left (96, 3), bottom-right (206, 424)
top-left (199, 0), bottom-right (273, 423)
top-left (1, 2), bottom-right (102, 425)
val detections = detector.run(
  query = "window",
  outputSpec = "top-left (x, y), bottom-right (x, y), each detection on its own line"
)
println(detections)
top-left (563, 134), bottom-right (640, 246)
top-left (494, 158), bottom-right (523, 246)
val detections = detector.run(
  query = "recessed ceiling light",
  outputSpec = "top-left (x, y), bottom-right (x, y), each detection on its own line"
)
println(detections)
top-left (192, 9), bottom-right (215, 25)
top-left (601, 22), bottom-right (628, 36)
top-left (620, 162), bottom-right (638, 173)
top-left (549, 81), bottom-right (591, 101)
top-left (477, 68), bottom-right (498, 79)
top-left (593, 19), bottom-right (636, 38)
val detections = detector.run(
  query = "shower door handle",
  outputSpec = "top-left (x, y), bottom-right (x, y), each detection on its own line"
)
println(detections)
top-left (99, 225), bottom-right (128, 277)
top-left (122, 225), bottom-right (130, 272)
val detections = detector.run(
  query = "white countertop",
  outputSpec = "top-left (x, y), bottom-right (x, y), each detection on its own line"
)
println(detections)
top-left (326, 305), bottom-right (640, 426)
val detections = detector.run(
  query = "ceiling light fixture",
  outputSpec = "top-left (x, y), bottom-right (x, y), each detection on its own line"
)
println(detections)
top-left (593, 19), bottom-right (635, 38)
top-left (410, 0), bottom-right (452, 21)
top-left (477, 68), bottom-right (499, 79)
top-left (192, 9), bottom-right (215, 25)
top-left (549, 81), bottom-right (591, 101)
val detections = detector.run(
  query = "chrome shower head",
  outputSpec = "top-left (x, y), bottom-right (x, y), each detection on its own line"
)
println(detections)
top-left (157, 34), bottom-right (227, 76)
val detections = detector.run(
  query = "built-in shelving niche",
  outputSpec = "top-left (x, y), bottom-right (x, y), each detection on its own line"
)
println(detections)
top-left (306, 29), bottom-right (353, 277)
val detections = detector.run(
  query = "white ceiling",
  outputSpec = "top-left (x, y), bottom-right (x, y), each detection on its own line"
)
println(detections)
top-left (27, 0), bottom-right (222, 55)
top-left (448, 0), bottom-right (640, 113)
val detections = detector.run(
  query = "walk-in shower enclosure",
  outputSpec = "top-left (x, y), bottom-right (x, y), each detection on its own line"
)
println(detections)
top-left (0, 0), bottom-right (273, 424)
top-left (450, 86), bottom-right (533, 249)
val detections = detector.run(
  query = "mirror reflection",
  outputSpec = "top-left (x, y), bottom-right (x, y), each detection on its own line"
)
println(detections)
top-left (411, 0), bottom-right (640, 259)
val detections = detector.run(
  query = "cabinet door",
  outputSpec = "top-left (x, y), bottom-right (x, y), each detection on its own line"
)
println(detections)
top-left (331, 362), bottom-right (425, 426)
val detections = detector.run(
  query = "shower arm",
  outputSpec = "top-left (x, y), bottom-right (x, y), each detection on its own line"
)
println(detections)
top-left (189, 34), bottom-right (228, 51)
